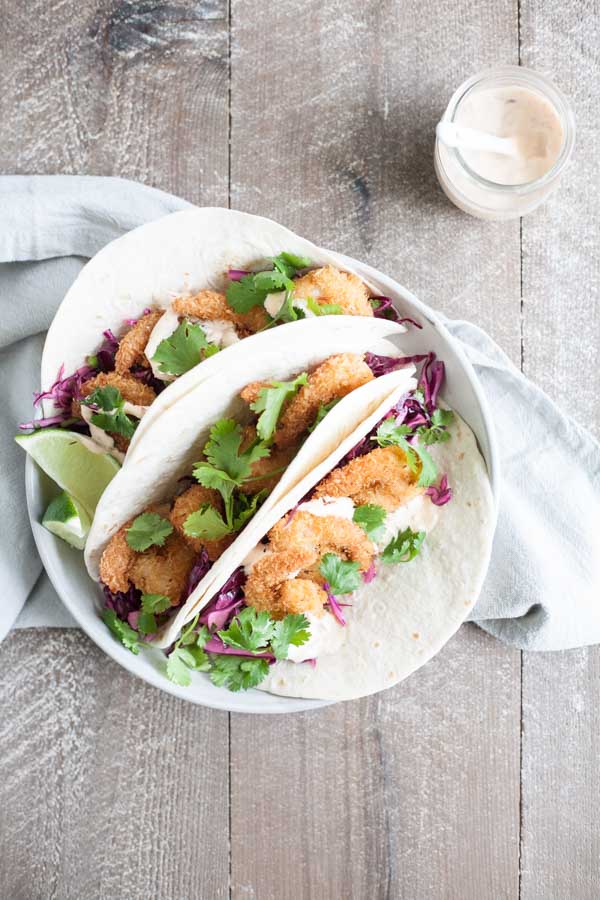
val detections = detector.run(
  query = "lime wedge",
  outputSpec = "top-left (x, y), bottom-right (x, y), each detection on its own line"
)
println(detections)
top-left (42, 491), bottom-right (91, 550)
top-left (15, 429), bottom-right (120, 521)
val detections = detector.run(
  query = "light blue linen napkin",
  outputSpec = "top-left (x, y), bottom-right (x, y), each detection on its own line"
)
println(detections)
top-left (1, 175), bottom-right (598, 650)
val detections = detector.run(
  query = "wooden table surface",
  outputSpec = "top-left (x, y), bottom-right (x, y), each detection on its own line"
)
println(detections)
top-left (1, 2), bottom-right (598, 898)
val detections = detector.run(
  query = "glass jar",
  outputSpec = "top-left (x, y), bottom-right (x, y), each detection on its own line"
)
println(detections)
top-left (434, 66), bottom-right (576, 220)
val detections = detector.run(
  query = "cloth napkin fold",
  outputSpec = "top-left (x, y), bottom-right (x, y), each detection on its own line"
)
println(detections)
top-left (1, 175), bottom-right (598, 651)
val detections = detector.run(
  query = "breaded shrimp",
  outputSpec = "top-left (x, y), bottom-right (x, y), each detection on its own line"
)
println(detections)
top-left (314, 446), bottom-right (421, 510)
top-left (129, 532), bottom-right (197, 605)
top-left (72, 372), bottom-right (156, 419)
top-left (293, 266), bottom-right (374, 317)
top-left (269, 512), bottom-right (374, 571)
top-left (244, 546), bottom-right (320, 618)
top-left (114, 310), bottom-right (164, 374)
top-left (170, 484), bottom-right (235, 560)
top-left (273, 353), bottom-right (374, 449)
top-left (250, 578), bottom-right (328, 619)
top-left (99, 525), bottom-right (136, 594)
top-left (173, 290), bottom-right (239, 323)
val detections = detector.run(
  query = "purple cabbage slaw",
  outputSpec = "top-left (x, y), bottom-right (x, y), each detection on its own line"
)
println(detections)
top-left (371, 296), bottom-right (422, 329)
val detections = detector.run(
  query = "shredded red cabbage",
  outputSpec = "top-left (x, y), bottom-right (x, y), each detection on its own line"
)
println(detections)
top-left (228, 269), bottom-right (249, 281)
top-left (324, 583), bottom-right (346, 626)
top-left (124, 307), bottom-right (153, 327)
top-left (305, 658), bottom-right (317, 668)
top-left (95, 329), bottom-right (119, 372)
top-left (426, 475), bottom-right (453, 506)
top-left (362, 562), bottom-right (377, 583)
top-left (204, 634), bottom-right (275, 661)
top-left (102, 583), bottom-right (141, 621)
top-left (371, 296), bottom-right (423, 329)
top-left (186, 549), bottom-right (212, 597)
top-left (364, 351), bottom-right (429, 378)
top-left (198, 567), bottom-right (247, 632)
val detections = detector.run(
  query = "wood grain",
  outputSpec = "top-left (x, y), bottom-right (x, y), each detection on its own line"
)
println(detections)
top-left (229, 2), bottom-right (521, 897)
top-left (0, 630), bottom-right (230, 900)
top-left (519, 3), bottom-right (600, 897)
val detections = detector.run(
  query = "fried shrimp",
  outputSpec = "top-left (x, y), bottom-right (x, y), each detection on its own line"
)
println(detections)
top-left (170, 484), bottom-right (235, 560)
top-left (293, 266), bottom-right (374, 317)
top-left (172, 290), bottom-right (268, 335)
top-left (129, 532), bottom-right (197, 605)
top-left (273, 353), bottom-right (374, 449)
top-left (314, 446), bottom-right (421, 510)
top-left (72, 372), bottom-right (156, 419)
top-left (99, 525), bottom-right (136, 594)
top-left (269, 512), bottom-right (374, 570)
top-left (114, 310), bottom-right (164, 374)
top-left (245, 511), bottom-right (374, 618)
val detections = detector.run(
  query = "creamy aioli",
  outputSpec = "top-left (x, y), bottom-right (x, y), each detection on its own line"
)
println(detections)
top-left (145, 304), bottom-right (239, 382)
top-left (263, 291), bottom-right (317, 319)
top-left (286, 611), bottom-right (346, 662)
top-left (80, 399), bottom-right (149, 463)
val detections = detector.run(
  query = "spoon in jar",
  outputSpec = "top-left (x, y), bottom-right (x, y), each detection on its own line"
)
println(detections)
top-left (436, 121), bottom-right (519, 157)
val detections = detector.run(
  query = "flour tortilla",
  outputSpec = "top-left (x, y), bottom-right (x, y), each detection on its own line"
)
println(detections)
top-left (174, 407), bottom-right (495, 701)
top-left (41, 207), bottom-right (384, 436)
top-left (84, 317), bottom-right (417, 644)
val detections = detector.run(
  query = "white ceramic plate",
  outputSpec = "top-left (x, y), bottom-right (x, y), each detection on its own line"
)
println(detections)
top-left (25, 248), bottom-right (499, 714)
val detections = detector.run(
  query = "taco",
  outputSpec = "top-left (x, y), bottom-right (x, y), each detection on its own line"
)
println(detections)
top-left (23, 208), bottom-right (409, 464)
top-left (93, 340), bottom-right (495, 700)
top-left (85, 317), bottom-right (417, 652)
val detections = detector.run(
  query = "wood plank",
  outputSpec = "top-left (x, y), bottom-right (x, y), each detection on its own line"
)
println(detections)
top-left (229, 2), bottom-right (522, 897)
top-left (0, 630), bottom-right (230, 900)
top-left (519, 4), bottom-right (600, 897)
top-left (0, 2), bottom-right (231, 897)
top-left (0, 0), bottom-right (229, 205)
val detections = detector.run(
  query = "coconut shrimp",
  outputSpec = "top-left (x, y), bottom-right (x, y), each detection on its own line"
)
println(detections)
top-left (292, 266), bottom-right (374, 318)
top-left (173, 290), bottom-right (269, 335)
top-left (273, 353), bottom-right (374, 449)
top-left (72, 372), bottom-right (156, 418)
top-left (114, 310), bottom-right (164, 374)
top-left (236, 425), bottom-right (296, 495)
top-left (314, 446), bottom-right (421, 510)
top-left (244, 511), bottom-right (374, 618)
top-left (170, 484), bottom-right (236, 560)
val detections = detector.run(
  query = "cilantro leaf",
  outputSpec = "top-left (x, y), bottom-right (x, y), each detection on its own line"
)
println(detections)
top-left (308, 398), bottom-right (340, 433)
top-left (231, 490), bottom-right (268, 531)
top-left (353, 504), bottom-right (387, 542)
top-left (381, 527), bottom-right (425, 564)
top-left (271, 613), bottom-right (311, 660)
top-left (102, 609), bottom-right (140, 654)
top-left (272, 251), bottom-right (311, 278)
top-left (141, 593), bottom-right (171, 614)
top-left (152, 321), bottom-right (218, 376)
top-left (253, 270), bottom-right (293, 293)
top-left (269, 289), bottom-right (303, 324)
top-left (203, 419), bottom-right (270, 483)
top-left (305, 297), bottom-right (344, 316)
top-left (417, 408), bottom-right (455, 445)
top-left (374, 420), bottom-right (437, 488)
top-left (137, 611), bottom-right (158, 635)
top-left (209, 655), bottom-right (270, 692)
top-left (195, 625), bottom-right (210, 649)
top-left (126, 512), bottom-right (173, 551)
top-left (166, 646), bottom-right (210, 686)
top-left (82, 386), bottom-right (138, 439)
top-left (226, 274), bottom-right (269, 313)
top-left (250, 372), bottom-right (308, 441)
top-left (218, 606), bottom-right (275, 652)
top-left (319, 553), bottom-right (362, 595)
top-left (184, 504), bottom-right (232, 541)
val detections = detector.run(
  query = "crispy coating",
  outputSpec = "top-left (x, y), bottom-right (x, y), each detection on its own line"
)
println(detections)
top-left (245, 511), bottom-right (374, 618)
top-left (99, 524), bottom-right (136, 594)
top-left (269, 512), bottom-right (374, 570)
top-left (72, 372), bottom-right (156, 419)
top-left (239, 381), bottom-right (264, 406)
top-left (274, 353), bottom-right (374, 449)
top-left (114, 310), bottom-right (164, 374)
top-left (172, 290), bottom-right (269, 336)
top-left (293, 266), bottom-right (374, 317)
top-left (314, 446), bottom-right (421, 510)
top-left (129, 531), bottom-right (197, 605)
top-left (170, 484), bottom-right (234, 561)
top-left (173, 290), bottom-right (239, 323)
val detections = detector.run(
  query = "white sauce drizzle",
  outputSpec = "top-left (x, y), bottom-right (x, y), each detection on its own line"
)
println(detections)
top-left (79, 399), bottom-right (149, 464)
top-left (286, 611), bottom-right (346, 662)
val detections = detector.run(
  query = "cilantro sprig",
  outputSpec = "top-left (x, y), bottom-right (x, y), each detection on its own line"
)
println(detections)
top-left (374, 420), bottom-right (437, 488)
top-left (417, 408), bottom-right (454, 445)
top-left (210, 656), bottom-right (270, 692)
top-left (126, 512), bottom-right (173, 551)
top-left (217, 607), bottom-right (309, 661)
top-left (82, 385), bottom-right (138, 439)
top-left (137, 593), bottom-right (172, 635)
top-left (102, 609), bottom-right (140, 654)
top-left (166, 616), bottom-right (211, 687)
top-left (319, 553), bottom-right (362, 595)
top-left (353, 504), bottom-right (387, 542)
top-left (226, 252), bottom-right (311, 314)
top-left (250, 372), bottom-right (308, 441)
top-left (152, 320), bottom-right (218, 376)
top-left (381, 527), bottom-right (426, 564)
